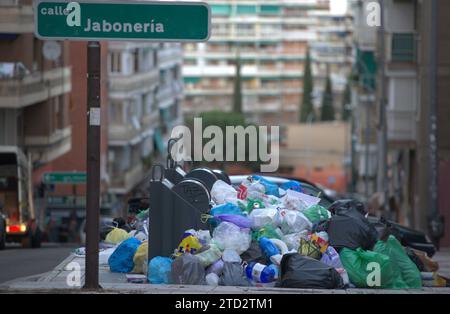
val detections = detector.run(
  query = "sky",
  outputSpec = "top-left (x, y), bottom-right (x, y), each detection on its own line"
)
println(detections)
top-left (330, 0), bottom-right (348, 15)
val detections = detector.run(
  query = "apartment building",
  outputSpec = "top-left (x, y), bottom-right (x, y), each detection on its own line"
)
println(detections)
top-left (351, 0), bottom-right (450, 245)
top-left (0, 0), bottom-right (72, 175)
top-left (107, 42), bottom-right (183, 199)
top-left (350, 0), bottom-right (382, 198)
top-left (182, 0), bottom-right (353, 127)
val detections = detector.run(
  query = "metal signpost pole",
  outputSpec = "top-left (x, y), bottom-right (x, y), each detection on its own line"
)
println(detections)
top-left (84, 41), bottom-right (101, 289)
top-left (34, 0), bottom-right (210, 290)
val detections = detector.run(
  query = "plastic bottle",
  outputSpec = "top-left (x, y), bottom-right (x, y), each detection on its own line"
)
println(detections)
top-left (245, 262), bottom-right (278, 283)
top-left (259, 237), bottom-right (280, 259)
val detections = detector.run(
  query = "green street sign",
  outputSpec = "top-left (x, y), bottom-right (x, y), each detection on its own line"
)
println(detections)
top-left (43, 172), bottom-right (87, 184)
top-left (33, 0), bottom-right (211, 42)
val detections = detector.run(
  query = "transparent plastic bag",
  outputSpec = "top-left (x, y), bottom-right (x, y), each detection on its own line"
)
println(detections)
top-left (212, 222), bottom-right (251, 255)
top-left (249, 207), bottom-right (281, 230)
top-left (171, 254), bottom-right (206, 285)
top-left (279, 209), bottom-right (313, 234)
top-left (195, 243), bottom-right (222, 267)
top-left (283, 231), bottom-right (308, 251)
top-left (206, 273), bottom-right (220, 286)
top-left (211, 180), bottom-right (238, 205)
top-left (222, 249), bottom-right (242, 263)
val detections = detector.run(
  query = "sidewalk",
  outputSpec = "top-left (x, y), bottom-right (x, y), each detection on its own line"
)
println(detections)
top-left (2, 249), bottom-right (450, 294)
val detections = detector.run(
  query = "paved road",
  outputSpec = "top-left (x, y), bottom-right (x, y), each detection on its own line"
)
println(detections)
top-left (0, 243), bottom-right (77, 284)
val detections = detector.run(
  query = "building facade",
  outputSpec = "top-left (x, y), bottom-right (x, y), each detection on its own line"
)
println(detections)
top-left (0, 0), bottom-right (72, 166)
top-left (182, 0), bottom-right (353, 128)
top-left (351, 0), bottom-right (450, 246)
top-left (106, 42), bottom-right (184, 202)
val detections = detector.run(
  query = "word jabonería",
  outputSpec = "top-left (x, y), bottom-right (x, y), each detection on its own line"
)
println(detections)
top-left (40, 2), bottom-right (165, 33)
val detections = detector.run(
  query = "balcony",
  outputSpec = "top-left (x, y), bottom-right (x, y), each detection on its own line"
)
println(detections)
top-left (109, 122), bottom-right (156, 147)
top-left (0, 66), bottom-right (71, 109)
top-left (26, 126), bottom-right (72, 163)
top-left (109, 162), bottom-right (145, 195)
top-left (158, 47), bottom-right (182, 69)
top-left (109, 69), bottom-right (158, 94)
top-left (0, 3), bottom-right (33, 33)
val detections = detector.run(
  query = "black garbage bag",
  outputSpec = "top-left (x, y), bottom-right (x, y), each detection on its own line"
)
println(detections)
top-left (219, 262), bottom-right (251, 287)
top-left (279, 253), bottom-right (344, 289)
top-left (240, 241), bottom-right (266, 264)
top-left (328, 199), bottom-right (367, 216)
top-left (319, 201), bottom-right (378, 252)
top-left (171, 254), bottom-right (206, 285)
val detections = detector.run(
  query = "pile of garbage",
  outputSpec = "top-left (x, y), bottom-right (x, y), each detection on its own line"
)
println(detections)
top-left (98, 176), bottom-right (446, 289)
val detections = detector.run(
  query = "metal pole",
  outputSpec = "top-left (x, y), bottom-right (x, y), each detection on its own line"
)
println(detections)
top-left (429, 0), bottom-right (442, 246)
top-left (377, 0), bottom-right (388, 209)
top-left (83, 41), bottom-right (101, 290)
top-left (365, 101), bottom-right (370, 199)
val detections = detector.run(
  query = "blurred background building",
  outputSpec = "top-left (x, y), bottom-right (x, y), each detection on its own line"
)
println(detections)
top-left (350, 0), bottom-right (450, 246)
top-left (182, 0), bottom-right (353, 129)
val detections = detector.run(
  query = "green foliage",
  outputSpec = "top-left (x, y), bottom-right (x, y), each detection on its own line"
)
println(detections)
top-left (300, 49), bottom-right (315, 123)
top-left (341, 80), bottom-right (352, 121)
top-left (233, 56), bottom-right (243, 114)
top-left (320, 75), bottom-right (335, 121)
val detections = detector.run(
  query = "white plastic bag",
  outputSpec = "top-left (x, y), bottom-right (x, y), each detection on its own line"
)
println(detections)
top-left (99, 247), bottom-right (116, 265)
top-left (206, 273), bottom-right (220, 286)
top-left (212, 222), bottom-right (251, 255)
top-left (195, 243), bottom-right (222, 267)
top-left (279, 209), bottom-right (312, 234)
top-left (249, 207), bottom-right (281, 229)
top-left (222, 249), bottom-right (242, 263)
top-left (211, 180), bottom-right (238, 205)
top-left (195, 230), bottom-right (212, 246)
top-left (282, 189), bottom-right (321, 211)
top-left (282, 231), bottom-right (309, 251)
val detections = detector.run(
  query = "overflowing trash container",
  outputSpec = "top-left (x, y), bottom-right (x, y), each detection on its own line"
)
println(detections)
top-left (93, 153), bottom-right (448, 290)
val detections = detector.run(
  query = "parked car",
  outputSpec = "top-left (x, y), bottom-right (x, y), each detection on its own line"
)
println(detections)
top-left (229, 175), bottom-right (436, 257)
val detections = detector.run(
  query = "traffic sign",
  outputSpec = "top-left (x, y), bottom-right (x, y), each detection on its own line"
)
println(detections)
top-left (33, 0), bottom-right (211, 42)
top-left (43, 172), bottom-right (87, 184)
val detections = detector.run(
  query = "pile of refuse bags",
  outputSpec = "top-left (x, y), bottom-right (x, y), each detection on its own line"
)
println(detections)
top-left (100, 175), bottom-right (446, 289)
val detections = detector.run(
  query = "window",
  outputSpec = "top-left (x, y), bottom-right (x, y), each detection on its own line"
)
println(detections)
top-left (109, 101), bottom-right (123, 124)
top-left (260, 5), bottom-right (280, 15)
top-left (391, 33), bottom-right (416, 62)
top-left (211, 4), bottom-right (231, 16)
top-left (236, 5), bottom-right (256, 15)
top-left (109, 52), bottom-right (122, 73)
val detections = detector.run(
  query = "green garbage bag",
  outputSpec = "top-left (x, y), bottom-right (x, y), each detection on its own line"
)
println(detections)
top-left (252, 225), bottom-right (282, 241)
top-left (340, 248), bottom-right (408, 289)
top-left (303, 205), bottom-right (331, 224)
top-left (374, 235), bottom-right (422, 289)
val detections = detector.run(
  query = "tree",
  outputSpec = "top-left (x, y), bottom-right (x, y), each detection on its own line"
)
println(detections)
top-left (341, 80), bottom-right (352, 121)
top-left (300, 49), bottom-right (315, 122)
top-left (232, 54), bottom-right (243, 114)
top-left (320, 75), bottom-right (335, 121)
